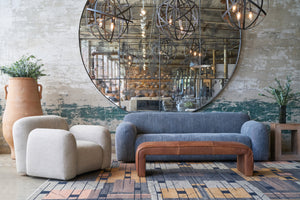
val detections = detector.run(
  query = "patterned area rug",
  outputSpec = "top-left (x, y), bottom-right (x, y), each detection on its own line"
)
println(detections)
top-left (28, 161), bottom-right (300, 200)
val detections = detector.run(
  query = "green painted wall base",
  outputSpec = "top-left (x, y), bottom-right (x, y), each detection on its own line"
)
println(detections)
top-left (202, 100), bottom-right (300, 124)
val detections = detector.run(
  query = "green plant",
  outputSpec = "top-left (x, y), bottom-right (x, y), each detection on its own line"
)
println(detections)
top-left (259, 76), bottom-right (300, 106)
top-left (184, 101), bottom-right (194, 108)
top-left (0, 55), bottom-right (46, 80)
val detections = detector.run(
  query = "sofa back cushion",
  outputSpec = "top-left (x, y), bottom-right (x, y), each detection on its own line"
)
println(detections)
top-left (124, 112), bottom-right (250, 134)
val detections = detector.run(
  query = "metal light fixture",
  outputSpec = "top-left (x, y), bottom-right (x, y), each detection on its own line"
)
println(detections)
top-left (156, 0), bottom-right (199, 40)
top-left (222, 0), bottom-right (268, 30)
top-left (185, 38), bottom-right (207, 68)
top-left (86, 0), bottom-right (132, 42)
top-left (186, 39), bottom-right (207, 58)
top-left (120, 42), bottom-right (135, 68)
top-left (152, 38), bottom-right (177, 64)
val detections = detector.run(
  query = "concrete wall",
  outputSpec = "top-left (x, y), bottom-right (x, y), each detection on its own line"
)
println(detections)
top-left (204, 0), bottom-right (300, 123)
top-left (0, 0), bottom-right (299, 153)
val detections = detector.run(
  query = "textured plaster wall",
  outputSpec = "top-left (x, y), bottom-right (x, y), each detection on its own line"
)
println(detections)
top-left (204, 0), bottom-right (300, 123)
top-left (0, 0), bottom-right (126, 153)
top-left (0, 0), bottom-right (299, 154)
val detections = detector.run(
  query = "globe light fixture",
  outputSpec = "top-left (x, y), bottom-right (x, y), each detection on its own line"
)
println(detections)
top-left (156, 0), bottom-right (199, 40)
top-left (86, 0), bottom-right (132, 42)
top-left (222, 0), bottom-right (268, 30)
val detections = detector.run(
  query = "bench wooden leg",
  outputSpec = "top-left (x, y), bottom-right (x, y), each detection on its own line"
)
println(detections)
top-left (136, 151), bottom-right (146, 177)
top-left (237, 151), bottom-right (253, 176)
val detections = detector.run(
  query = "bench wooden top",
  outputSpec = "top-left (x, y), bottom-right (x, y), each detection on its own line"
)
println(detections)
top-left (137, 141), bottom-right (250, 148)
top-left (135, 141), bottom-right (254, 176)
top-left (136, 141), bottom-right (251, 155)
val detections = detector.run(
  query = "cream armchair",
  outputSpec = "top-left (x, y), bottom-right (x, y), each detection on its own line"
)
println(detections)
top-left (13, 115), bottom-right (111, 180)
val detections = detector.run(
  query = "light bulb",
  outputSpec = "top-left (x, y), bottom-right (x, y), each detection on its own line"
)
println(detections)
top-left (110, 22), bottom-right (114, 31)
top-left (128, 61), bottom-right (131, 65)
top-left (141, 8), bottom-right (146, 16)
top-left (198, 52), bottom-right (202, 57)
top-left (190, 49), bottom-right (192, 54)
top-left (128, 55), bottom-right (132, 60)
top-left (98, 18), bottom-right (103, 27)
top-left (168, 17), bottom-right (172, 25)
top-left (248, 11), bottom-right (253, 20)
top-left (232, 4), bottom-right (237, 12)
top-left (179, 19), bottom-right (184, 31)
top-left (193, 51), bottom-right (197, 57)
top-left (237, 12), bottom-right (241, 20)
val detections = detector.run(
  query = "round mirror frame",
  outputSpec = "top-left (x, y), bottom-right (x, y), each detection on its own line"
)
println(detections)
top-left (79, 0), bottom-right (241, 112)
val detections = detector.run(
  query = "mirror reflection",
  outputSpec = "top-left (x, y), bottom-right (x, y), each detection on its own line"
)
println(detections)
top-left (79, 0), bottom-right (241, 112)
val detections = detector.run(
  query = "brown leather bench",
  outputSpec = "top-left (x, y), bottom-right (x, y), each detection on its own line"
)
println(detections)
top-left (135, 141), bottom-right (253, 177)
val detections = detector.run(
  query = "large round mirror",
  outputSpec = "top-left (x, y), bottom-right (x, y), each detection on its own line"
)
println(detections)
top-left (79, 0), bottom-right (241, 112)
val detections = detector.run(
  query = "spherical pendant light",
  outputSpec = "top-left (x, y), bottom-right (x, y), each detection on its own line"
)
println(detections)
top-left (156, 0), bottom-right (199, 40)
top-left (222, 0), bottom-right (268, 30)
top-left (86, 0), bottom-right (132, 42)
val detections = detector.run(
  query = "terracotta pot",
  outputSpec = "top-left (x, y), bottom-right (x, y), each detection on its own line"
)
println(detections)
top-left (2, 78), bottom-right (43, 159)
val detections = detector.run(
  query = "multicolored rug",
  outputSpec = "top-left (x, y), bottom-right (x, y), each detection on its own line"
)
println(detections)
top-left (28, 161), bottom-right (300, 200)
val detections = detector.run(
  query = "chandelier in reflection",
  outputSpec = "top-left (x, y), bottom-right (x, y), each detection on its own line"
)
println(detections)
top-left (120, 42), bottom-right (135, 68)
top-left (86, 0), bottom-right (132, 42)
top-left (222, 0), bottom-right (268, 30)
top-left (152, 38), bottom-right (177, 64)
top-left (186, 39), bottom-right (207, 58)
top-left (156, 0), bottom-right (199, 40)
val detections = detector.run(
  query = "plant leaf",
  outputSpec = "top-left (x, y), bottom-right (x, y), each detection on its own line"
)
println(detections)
top-left (0, 55), bottom-right (46, 80)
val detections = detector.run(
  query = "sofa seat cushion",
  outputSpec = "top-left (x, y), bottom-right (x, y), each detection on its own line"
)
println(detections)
top-left (135, 133), bottom-right (252, 161)
top-left (76, 140), bottom-right (103, 175)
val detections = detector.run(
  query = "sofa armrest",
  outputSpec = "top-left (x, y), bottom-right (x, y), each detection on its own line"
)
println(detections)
top-left (241, 121), bottom-right (269, 161)
top-left (13, 115), bottom-right (69, 175)
top-left (70, 125), bottom-right (111, 169)
top-left (115, 122), bottom-right (137, 162)
top-left (27, 129), bottom-right (77, 180)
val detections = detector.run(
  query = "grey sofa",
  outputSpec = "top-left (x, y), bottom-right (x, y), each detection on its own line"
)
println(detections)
top-left (115, 112), bottom-right (269, 162)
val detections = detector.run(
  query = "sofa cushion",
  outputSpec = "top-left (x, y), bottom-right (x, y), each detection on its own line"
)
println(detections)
top-left (124, 112), bottom-right (250, 134)
top-left (76, 140), bottom-right (103, 175)
top-left (135, 133), bottom-right (252, 161)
